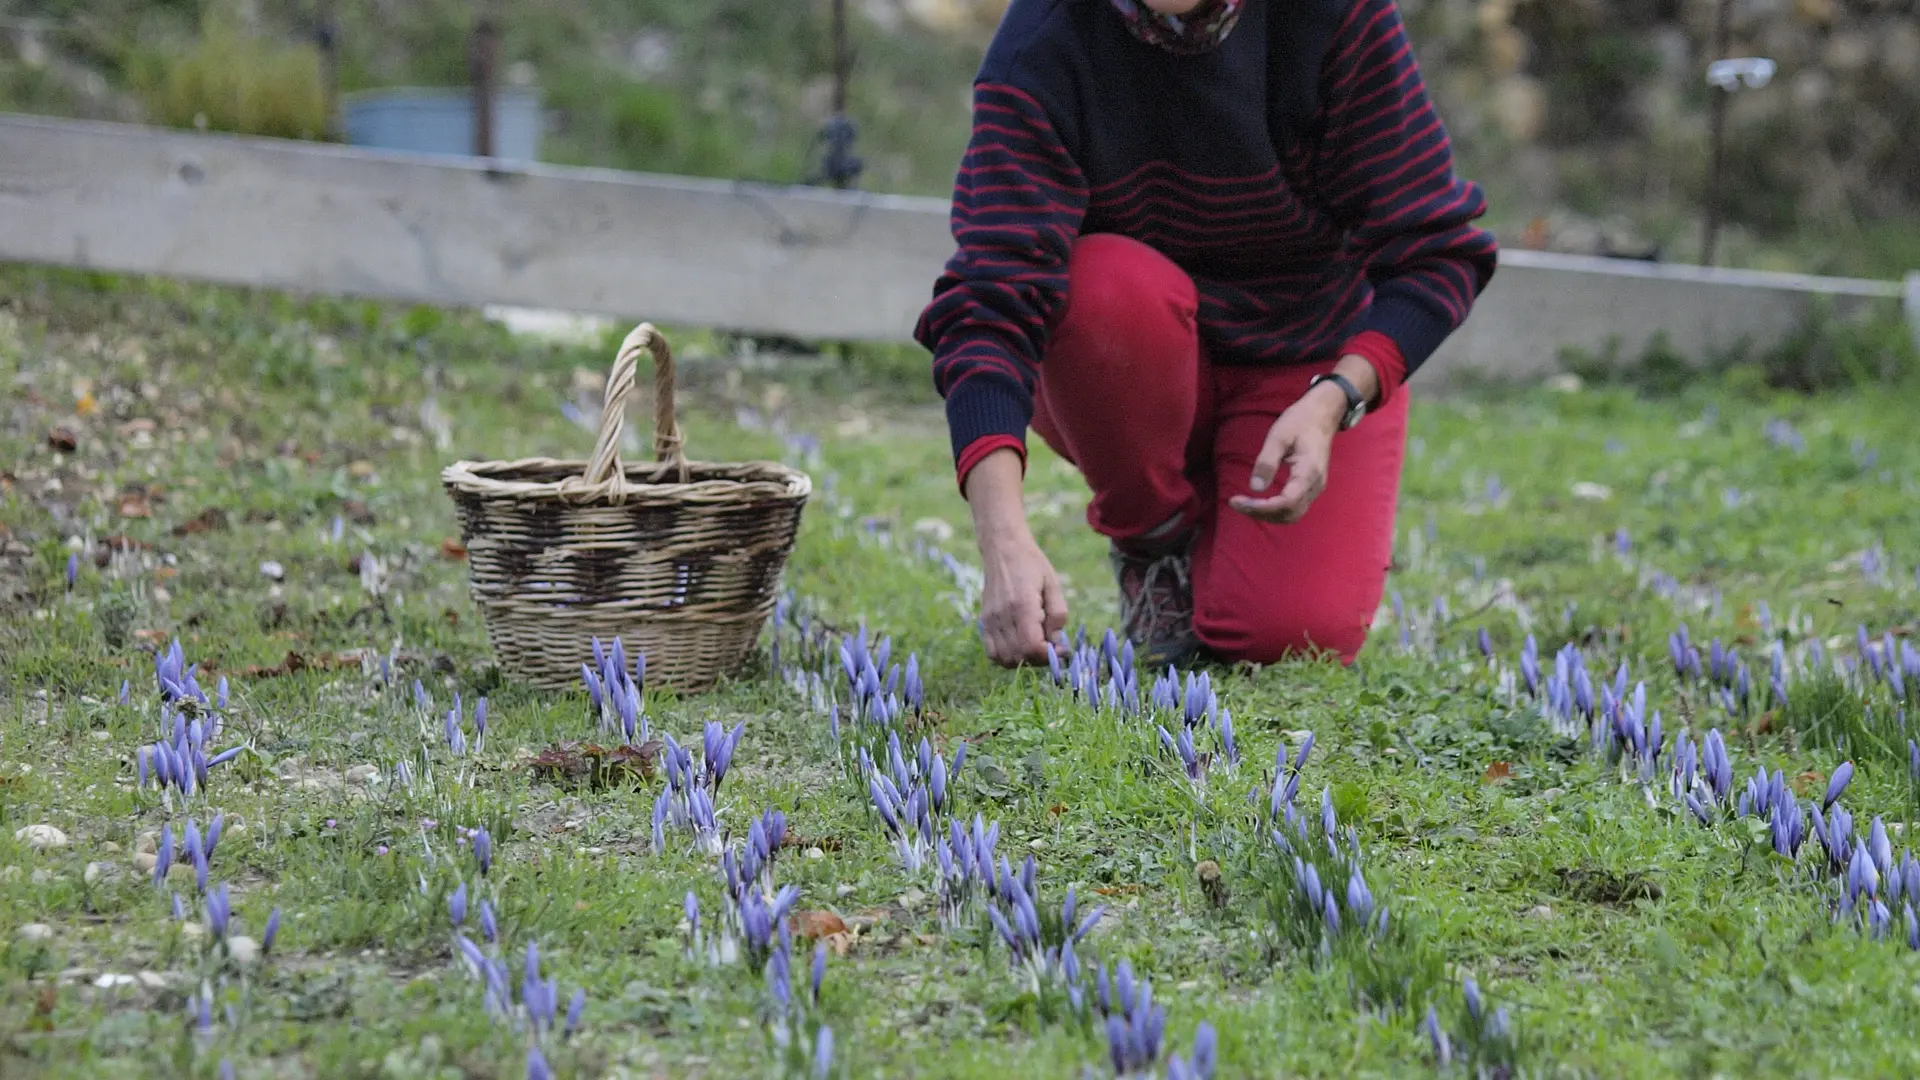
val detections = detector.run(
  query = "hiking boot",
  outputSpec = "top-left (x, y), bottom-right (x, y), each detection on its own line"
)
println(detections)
top-left (1111, 537), bottom-right (1199, 669)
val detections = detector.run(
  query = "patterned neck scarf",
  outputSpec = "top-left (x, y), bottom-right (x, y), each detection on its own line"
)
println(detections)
top-left (1106, 0), bottom-right (1246, 55)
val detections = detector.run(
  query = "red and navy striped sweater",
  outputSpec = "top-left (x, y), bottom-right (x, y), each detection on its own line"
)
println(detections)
top-left (915, 0), bottom-right (1498, 475)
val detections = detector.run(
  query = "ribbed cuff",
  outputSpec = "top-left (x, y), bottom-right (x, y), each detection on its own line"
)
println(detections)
top-left (956, 435), bottom-right (1027, 495)
top-left (1336, 330), bottom-right (1407, 408)
top-left (1362, 286), bottom-right (1456, 378)
top-left (944, 376), bottom-right (1031, 466)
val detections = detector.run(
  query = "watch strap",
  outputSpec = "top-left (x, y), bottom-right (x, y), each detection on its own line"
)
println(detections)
top-left (1310, 373), bottom-right (1366, 429)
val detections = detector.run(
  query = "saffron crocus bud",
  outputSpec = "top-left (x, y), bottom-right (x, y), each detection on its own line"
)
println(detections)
top-left (186, 824), bottom-right (208, 893)
top-left (480, 900), bottom-right (498, 944)
top-left (449, 882), bottom-right (468, 927)
top-left (65, 552), bottom-right (78, 591)
top-left (172, 892), bottom-right (186, 921)
top-left (1478, 627), bottom-right (1493, 658)
top-left (204, 882), bottom-right (232, 940)
top-left (1463, 975), bottom-right (1484, 1022)
top-left (1908, 903), bottom-right (1920, 952)
top-left (262, 907), bottom-right (280, 954)
top-left (1346, 871), bottom-right (1374, 923)
top-left (812, 941), bottom-right (828, 1004)
top-left (1870, 817), bottom-right (1894, 877)
top-left (154, 827), bottom-right (174, 888)
top-left (526, 1047), bottom-right (552, 1080)
top-left (565, 987), bottom-right (586, 1038)
top-left (472, 828), bottom-right (492, 875)
top-left (1825, 762), bottom-right (1854, 809)
top-left (1425, 1005), bottom-right (1452, 1066)
top-left (813, 1025), bottom-right (835, 1079)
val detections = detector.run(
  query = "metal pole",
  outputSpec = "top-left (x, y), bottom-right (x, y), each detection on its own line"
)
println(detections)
top-left (830, 0), bottom-right (852, 189)
top-left (315, 0), bottom-right (339, 140)
top-left (468, 18), bottom-right (500, 159)
top-left (1700, 0), bottom-right (1733, 266)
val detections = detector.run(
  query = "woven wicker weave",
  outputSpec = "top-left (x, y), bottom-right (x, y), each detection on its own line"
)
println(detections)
top-left (442, 323), bottom-right (811, 691)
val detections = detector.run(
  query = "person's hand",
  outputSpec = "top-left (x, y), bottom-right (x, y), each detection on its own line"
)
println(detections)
top-left (964, 446), bottom-right (1068, 666)
top-left (977, 530), bottom-right (1069, 667)
top-left (1228, 382), bottom-right (1348, 524)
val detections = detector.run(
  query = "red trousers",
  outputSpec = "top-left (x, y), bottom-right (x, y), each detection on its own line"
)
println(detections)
top-left (1030, 234), bottom-right (1408, 664)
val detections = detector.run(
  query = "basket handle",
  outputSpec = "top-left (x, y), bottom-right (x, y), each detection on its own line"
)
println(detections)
top-left (574, 323), bottom-right (689, 497)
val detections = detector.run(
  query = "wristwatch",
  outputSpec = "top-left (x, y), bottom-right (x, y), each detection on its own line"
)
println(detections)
top-left (1309, 372), bottom-right (1368, 430)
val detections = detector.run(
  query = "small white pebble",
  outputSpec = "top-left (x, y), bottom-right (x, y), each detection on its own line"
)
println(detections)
top-left (83, 861), bottom-right (120, 886)
top-left (259, 560), bottom-right (285, 581)
top-left (226, 936), bottom-right (260, 968)
top-left (805, 847), bottom-right (825, 860)
top-left (137, 971), bottom-right (168, 990)
top-left (15, 824), bottom-right (70, 850)
top-left (30, 869), bottom-right (55, 885)
top-left (17, 923), bottom-right (54, 943)
top-left (345, 764), bottom-right (381, 786)
top-left (93, 973), bottom-right (138, 990)
top-left (834, 884), bottom-right (857, 899)
top-left (133, 852), bottom-right (159, 873)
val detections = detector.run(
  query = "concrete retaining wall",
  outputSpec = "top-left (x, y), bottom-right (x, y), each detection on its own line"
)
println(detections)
top-left (0, 113), bottom-right (1912, 387)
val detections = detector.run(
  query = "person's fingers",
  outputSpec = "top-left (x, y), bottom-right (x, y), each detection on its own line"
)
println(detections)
top-left (1227, 493), bottom-right (1290, 521)
top-left (1040, 569), bottom-right (1069, 643)
top-left (1268, 459), bottom-right (1322, 522)
top-left (1248, 420), bottom-right (1295, 494)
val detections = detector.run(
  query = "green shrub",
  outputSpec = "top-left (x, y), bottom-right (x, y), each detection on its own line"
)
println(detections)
top-left (133, 16), bottom-right (329, 140)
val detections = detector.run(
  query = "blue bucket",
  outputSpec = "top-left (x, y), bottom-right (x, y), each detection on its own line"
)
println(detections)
top-left (341, 87), bottom-right (542, 162)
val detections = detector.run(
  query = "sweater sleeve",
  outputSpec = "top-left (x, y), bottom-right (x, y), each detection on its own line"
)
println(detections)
top-left (1317, 0), bottom-right (1497, 389)
top-left (914, 82), bottom-right (1089, 473)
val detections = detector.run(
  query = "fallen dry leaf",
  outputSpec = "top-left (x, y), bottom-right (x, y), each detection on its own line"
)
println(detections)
top-left (1482, 761), bottom-right (1513, 785)
top-left (133, 629), bottom-right (170, 646)
top-left (342, 499), bottom-right (376, 525)
top-left (92, 535), bottom-right (151, 566)
top-left (780, 833), bottom-right (844, 852)
top-left (823, 931), bottom-right (856, 956)
top-left (1093, 884), bottom-right (1144, 897)
top-left (231, 650), bottom-right (364, 679)
top-left (171, 507), bottom-right (230, 536)
top-left (46, 426), bottom-right (78, 453)
top-left (788, 910), bottom-right (849, 940)
top-left (527, 741), bottom-right (660, 788)
top-left (439, 537), bottom-right (468, 561)
top-left (1792, 770), bottom-right (1823, 797)
top-left (117, 493), bottom-right (152, 519)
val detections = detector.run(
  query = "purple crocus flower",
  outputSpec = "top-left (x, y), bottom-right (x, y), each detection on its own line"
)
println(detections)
top-left (526, 1047), bottom-right (552, 1080)
top-left (262, 907), bottom-right (280, 954)
top-left (1825, 762), bottom-right (1854, 810)
top-left (449, 882), bottom-right (468, 927)
top-left (480, 900), bottom-right (498, 944)
top-left (474, 698), bottom-right (488, 740)
top-left (472, 828), bottom-right (492, 875)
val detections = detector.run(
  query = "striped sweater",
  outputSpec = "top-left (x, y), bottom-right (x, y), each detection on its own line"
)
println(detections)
top-left (915, 0), bottom-right (1498, 475)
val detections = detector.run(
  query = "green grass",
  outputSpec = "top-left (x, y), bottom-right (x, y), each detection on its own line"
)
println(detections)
top-left (3, 266), bottom-right (1920, 1078)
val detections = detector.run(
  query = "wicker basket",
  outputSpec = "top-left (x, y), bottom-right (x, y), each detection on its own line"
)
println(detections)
top-left (441, 323), bottom-right (811, 691)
